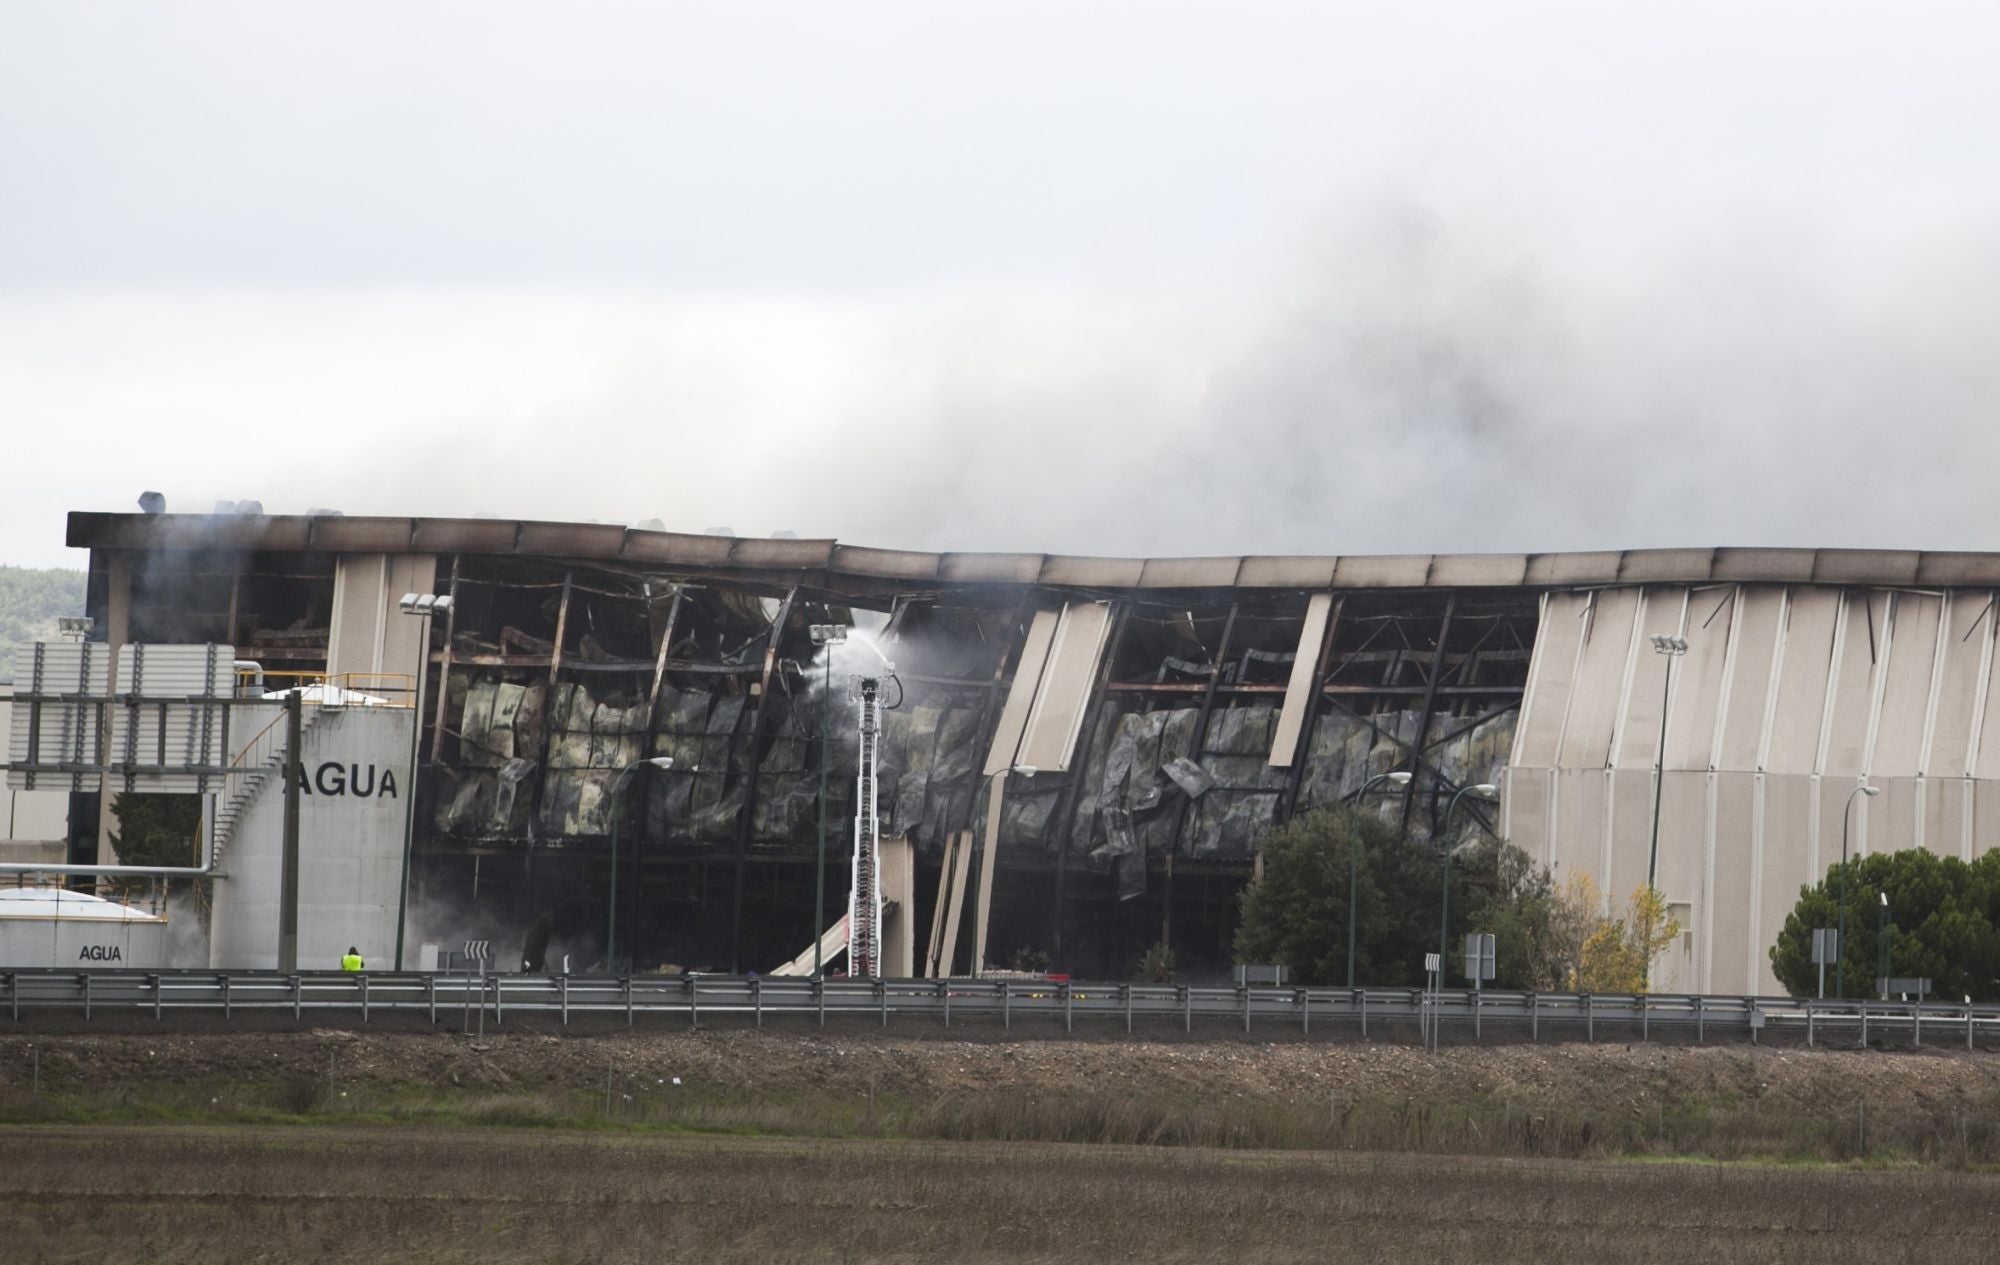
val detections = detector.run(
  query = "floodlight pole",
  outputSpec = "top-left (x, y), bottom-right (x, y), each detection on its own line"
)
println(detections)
top-left (1349, 769), bottom-right (1411, 988)
top-left (606, 757), bottom-right (673, 972)
top-left (277, 690), bottom-right (302, 973)
top-left (1644, 634), bottom-right (1688, 892)
top-left (392, 595), bottom-right (443, 972)
top-left (817, 651), bottom-right (831, 977)
top-left (1837, 784), bottom-right (1880, 998)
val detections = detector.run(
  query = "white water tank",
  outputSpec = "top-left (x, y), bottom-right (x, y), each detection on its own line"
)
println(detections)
top-left (208, 706), bottom-right (414, 970)
top-left (0, 888), bottom-right (168, 969)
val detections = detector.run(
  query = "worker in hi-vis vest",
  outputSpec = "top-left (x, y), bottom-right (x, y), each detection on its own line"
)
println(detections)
top-left (342, 947), bottom-right (364, 972)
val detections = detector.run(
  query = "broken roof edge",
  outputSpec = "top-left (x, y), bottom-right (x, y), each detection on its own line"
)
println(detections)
top-left (63, 511), bottom-right (2000, 592)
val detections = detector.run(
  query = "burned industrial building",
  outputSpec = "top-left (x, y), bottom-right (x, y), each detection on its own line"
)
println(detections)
top-left (58, 513), bottom-right (1527, 981)
top-left (52, 511), bottom-right (2000, 993)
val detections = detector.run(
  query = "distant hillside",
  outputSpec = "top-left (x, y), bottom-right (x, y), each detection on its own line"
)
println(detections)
top-left (0, 566), bottom-right (88, 683)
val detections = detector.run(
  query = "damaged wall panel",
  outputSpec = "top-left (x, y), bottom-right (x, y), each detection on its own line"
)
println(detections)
top-left (540, 683), bottom-right (649, 836)
top-left (653, 686), bottom-right (751, 845)
top-left (1268, 592), bottom-right (1333, 766)
top-left (751, 699), bottom-right (821, 846)
top-left (433, 676), bottom-right (545, 838)
top-left (1015, 600), bottom-right (1114, 773)
top-left (983, 607), bottom-right (1059, 777)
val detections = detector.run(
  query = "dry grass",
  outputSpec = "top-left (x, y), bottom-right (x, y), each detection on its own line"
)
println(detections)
top-left (7, 1073), bottom-right (2000, 1167)
top-left (9, 1025), bottom-right (2000, 1167)
top-left (1, 1125), bottom-right (1996, 1264)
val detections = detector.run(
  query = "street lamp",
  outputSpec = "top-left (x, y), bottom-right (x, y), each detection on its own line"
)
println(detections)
top-left (1645, 633), bottom-right (1688, 891)
top-left (393, 591), bottom-right (453, 970)
top-left (1348, 769), bottom-right (1413, 988)
top-left (808, 624), bottom-right (848, 976)
top-left (606, 756), bottom-right (674, 972)
top-left (1439, 783), bottom-right (1500, 971)
top-left (1836, 783), bottom-right (1880, 998)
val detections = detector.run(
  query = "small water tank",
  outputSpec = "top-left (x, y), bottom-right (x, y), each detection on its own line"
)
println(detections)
top-left (0, 888), bottom-right (169, 969)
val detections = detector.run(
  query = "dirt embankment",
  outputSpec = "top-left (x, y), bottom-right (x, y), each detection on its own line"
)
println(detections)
top-left (5, 1027), bottom-right (2000, 1123)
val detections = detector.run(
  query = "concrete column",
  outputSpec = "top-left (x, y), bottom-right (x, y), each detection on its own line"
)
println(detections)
top-left (95, 551), bottom-right (132, 866)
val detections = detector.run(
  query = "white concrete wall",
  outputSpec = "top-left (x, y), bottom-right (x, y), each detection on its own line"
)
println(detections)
top-left (327, 553), bottom-right (438, 699)
top-left (209, 706), bottom-right (414, 970)
top-left (1506, 583), bottom-right (2000, 996)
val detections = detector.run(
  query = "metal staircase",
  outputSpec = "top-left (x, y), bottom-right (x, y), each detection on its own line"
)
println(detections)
top-left (846, 677), bottom-right (883, 978)
top-left (210, 708), bottom-right (311, 874)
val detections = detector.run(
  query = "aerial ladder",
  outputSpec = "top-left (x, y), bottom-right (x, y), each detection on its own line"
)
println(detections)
top-left (846, 676), bottom-right (883, 978)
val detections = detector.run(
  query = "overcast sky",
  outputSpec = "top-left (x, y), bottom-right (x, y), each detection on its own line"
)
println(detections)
top-left (4, 3), bottom-right (1998, 570)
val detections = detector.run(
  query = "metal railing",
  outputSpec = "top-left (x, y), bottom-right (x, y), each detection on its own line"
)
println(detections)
top-left (4, 970), bottom-right (1998, 1049)
top-left (240, 670), bottom-right (416, 707)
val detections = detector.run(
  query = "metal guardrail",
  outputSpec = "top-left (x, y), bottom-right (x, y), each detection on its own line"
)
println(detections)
top-left (5, 969), bottom-right (2000, 1048)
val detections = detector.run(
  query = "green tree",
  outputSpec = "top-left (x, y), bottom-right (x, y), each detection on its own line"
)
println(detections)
top-left (1235, 804), bottom-right (1555, 988)
top-left (108, 792), bottom-right (200, 867)
top-left (1771, 849), bottom-right (2000, 1000)
top-left (1136, 941), bottom-right (1178, 982)
top-left (1450, 837), bottom-right (1564, 990)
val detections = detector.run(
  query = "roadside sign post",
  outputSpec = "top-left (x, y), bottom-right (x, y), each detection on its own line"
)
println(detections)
top-left (1423, 952), bottom-right (1442, 1052)
top-left (1811, 929), bottom-right (1839, 999)
top-left (1463, 934), bottom-right (1496, 1042)
top-left (462, 940), bottom-right (491, 1036)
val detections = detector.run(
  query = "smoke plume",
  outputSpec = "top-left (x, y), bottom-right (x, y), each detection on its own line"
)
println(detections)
top-left (6, 201), bottom-right (2000, 562)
